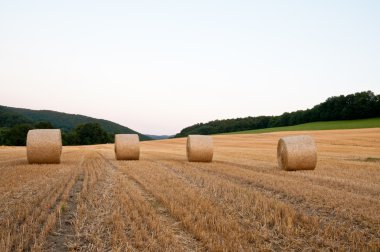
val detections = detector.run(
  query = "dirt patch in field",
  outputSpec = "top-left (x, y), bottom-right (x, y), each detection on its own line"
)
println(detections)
top-left (44, 173), bottom-right (84, 251)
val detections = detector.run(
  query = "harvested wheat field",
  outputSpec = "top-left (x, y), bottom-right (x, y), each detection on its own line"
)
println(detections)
top-left (0, 128), bottom-right (379, 251)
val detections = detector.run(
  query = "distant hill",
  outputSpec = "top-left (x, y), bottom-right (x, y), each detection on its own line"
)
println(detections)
top-left (175, 90), bottom-right (380, 137)
top-left (0, 105), bottom-right (151, 141)
top-left (145, 134), bottom-right (173, 140)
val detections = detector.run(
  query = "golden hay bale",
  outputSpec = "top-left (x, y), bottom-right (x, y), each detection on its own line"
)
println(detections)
top-left (277, 135), bottom-right (317, 171)
top-left (186, 135), bottom-right (213, 162)
top-left (27, 129), bottom-right (62, 164)
top-left (114, 134), bottom-right (140, 160)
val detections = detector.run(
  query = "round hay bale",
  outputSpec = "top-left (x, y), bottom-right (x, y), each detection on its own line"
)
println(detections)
top-left (27, 129), bottom-right (62, 164)
top-left (277, 135), bottom-right (317, 171)
top-left (115, 134), bottom-right (140, 160)
top-left (186, 135), bottom-right (213, 162)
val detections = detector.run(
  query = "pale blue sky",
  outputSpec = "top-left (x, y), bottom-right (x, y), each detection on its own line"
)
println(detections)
top-left (1, 1), bottom-right (379, 134)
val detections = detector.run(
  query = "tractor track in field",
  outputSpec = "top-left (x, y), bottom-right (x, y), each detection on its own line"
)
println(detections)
top-left (118, 159), bottom-right (262, 251)
top-left (215, 160), bottom-right (380, 198)
top-left (146, 151), bottom-right (379, 199)
top-left (103, 156), bottom-right (205, 251)
top-left (0, 165), bottom-right (79, 251)
top-left (146, 150), bottom-right (380, 198)
top-left (121, 171), bottom-right (205, 251)
top-left (149, 150), bottom-right (380, 205)
top-left (189, 161), bottom-right (380, 227)
top-left (59, 151), bottom-right (119, 251)
top-left (142, 158), bottom-right (288, 250)
top-left (25, 170), bottom-right (79, 250)
top-left (148, 159), bottom-right (379, 245)
top-left (42, 153), bottom-right (93, 251)
top-left (44, 171), bottom-right (84, 252)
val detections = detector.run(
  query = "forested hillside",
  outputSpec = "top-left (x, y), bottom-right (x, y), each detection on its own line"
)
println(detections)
top-left (0, 106), bottom-right (150, 145)
top-left (175, 91), bottom-right (380, 137)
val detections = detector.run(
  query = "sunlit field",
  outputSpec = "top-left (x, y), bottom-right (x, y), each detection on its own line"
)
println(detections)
top-left (1, 128), bottom-right (379, 251)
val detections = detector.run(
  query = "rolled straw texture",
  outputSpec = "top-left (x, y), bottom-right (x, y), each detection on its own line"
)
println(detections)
top-left (277, 135), bottom-right (317, 171)
top-left (115, 134), bottom-right (140, 160)
top-left (27, 129), bottom-right (62, 164)
top-left (186, 135), bottom-right (213, 162)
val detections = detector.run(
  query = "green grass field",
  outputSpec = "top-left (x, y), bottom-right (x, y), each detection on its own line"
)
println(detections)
top-left (225, 117), bottom-right (380, 135)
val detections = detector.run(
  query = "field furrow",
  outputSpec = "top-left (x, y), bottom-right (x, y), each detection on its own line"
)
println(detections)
top-left (150, 158), bottom-right (378, 250)
top-left (65, 152), bottom-right (113, 251)
top-left (44, 161), bottom-right (85, 251)
top-left (0, 151), bottom-right (84, 251)
top-left (183, 160), bottom-right (380, 229)
top-left (117, 159), bottom-right (264, 251)
top-left (0, 128), bottom-right (379, 251)
top-left (118, 168), bottom-right (203, 250)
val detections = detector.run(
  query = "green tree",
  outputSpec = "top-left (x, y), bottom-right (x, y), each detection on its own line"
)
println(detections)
top-left (34, 121), bottom-right (54, 129)
top-left (62, 131), bottom-right (78, 146)
top-left (68, 123), bottom-right (109, 145)
top-left (5, 124), bottom-right (34, 146)
top-left (0, 128), bottom-right (10, 145)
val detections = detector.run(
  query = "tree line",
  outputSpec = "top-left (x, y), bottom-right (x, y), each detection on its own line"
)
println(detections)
top-left (0, 105), bottom-right (151, 141)
top-left (0, 122), bottom-right (111, 146)
top-left (175, 91), bottom-right (380, 137)
top-left (1, 90), bottom-right (379, 145)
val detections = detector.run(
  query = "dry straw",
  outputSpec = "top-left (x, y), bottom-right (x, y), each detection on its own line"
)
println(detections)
top-left (277, 135), bottom-right (317, 171)
top-left (27, 129), bottom-right (62, 164)
top-left (187, 135), bottom-right (213, 162)
top-left (115, 134), bottom-right (140, 160)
